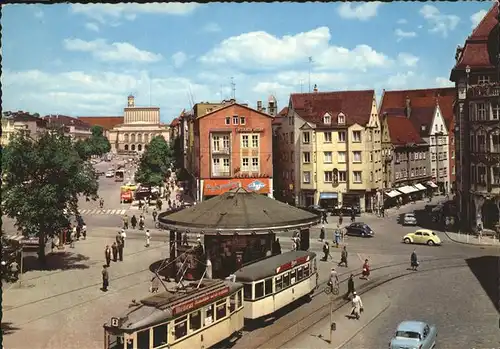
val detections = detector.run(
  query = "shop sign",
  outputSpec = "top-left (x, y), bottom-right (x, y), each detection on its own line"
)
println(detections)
top-left (204, 178), bottom-right (269, 195)
top-left (172, 287), bottom-right (229, 316)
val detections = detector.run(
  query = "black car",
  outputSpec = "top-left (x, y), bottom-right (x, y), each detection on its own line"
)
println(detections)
top-left (306, 205), bottom-right (327, 216)
top-left (345, 222), bottom-right (374, 237)
top-left (330, 204), bottom-right (361, 216)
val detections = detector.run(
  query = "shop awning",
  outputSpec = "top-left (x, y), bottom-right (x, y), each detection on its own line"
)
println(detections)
top-left (426, 181), bottom-right (438, 188)
top-left (385, 190), bottom-right (401, 198)
top-left (414, 183), bottom-right (427, 191)
top-left (319, 192), bottom-right (338, 199)
top-left (397, 186), bottom-right (418, 194)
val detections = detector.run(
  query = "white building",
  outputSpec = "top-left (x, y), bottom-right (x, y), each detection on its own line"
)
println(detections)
top-left (428, 104), bottom-right (451, 193)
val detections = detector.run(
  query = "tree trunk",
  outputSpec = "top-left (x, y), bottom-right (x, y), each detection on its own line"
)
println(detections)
top-left (38, 231), bottom-right (47, 267)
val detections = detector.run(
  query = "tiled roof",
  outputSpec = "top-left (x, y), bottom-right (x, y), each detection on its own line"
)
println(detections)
top-left (386, 115), bottom-right (424, 145)
top-left (77, 116), bottom-right (124, 130)
top-left (170, 118), bottom-right (180, 127)
top-left (290, 90), bottom-right (374, 127)
top-left (45, 114), bottom-right (91, 128)
top-left (272, 116), bottom-right (283, 125)
top-left (278, 107), bottom-right (289, 117)
top-left (470, 3), bottom-right (498, 39)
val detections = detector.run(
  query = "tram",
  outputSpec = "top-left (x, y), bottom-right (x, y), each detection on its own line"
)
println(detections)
top-left (234, 250), bottom-right (318, 320)
top-left (103, 279), bottom-right (244, 349)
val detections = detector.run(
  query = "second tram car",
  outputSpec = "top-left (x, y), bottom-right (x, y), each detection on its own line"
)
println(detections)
top-left (103, 279), bottom-right (244, 349)
top-left (234, 251), bottom-right (317, 320)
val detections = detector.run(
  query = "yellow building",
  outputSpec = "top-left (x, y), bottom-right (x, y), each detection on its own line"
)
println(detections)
top-left (278, 88), bottom-right (383, 212)
top-left (1, 115), bottom-right (15, 146)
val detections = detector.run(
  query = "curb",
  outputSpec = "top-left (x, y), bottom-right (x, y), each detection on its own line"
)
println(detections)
top-left (334, 299), bottom-right (391, 349)
top-left (443, 231), bottom-right (498, 247)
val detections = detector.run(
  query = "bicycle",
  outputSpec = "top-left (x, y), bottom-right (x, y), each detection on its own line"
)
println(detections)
top-left (324, 282), bottom-right (339, 295)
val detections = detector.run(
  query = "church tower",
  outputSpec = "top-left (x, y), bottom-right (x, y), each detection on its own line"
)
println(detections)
top-left (267, 95), bottom-right (277, 116)
top-left (127, 95), bottom-right (135, 108)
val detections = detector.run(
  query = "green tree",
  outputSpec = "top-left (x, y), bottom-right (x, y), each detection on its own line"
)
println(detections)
top-left (135, 135), bottom-right (173, 186)
top-left (2, 130), bottom-right (99, 265)
top-left (171, 136), bottom-right (183, 170)
top-left (73, 125), bottom-right (111, 160)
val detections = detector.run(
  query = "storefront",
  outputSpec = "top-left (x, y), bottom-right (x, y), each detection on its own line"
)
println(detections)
top-left (413, 183), bottom-right (427, 199)
top-left (300, 189), bottom-right (316, 206)
top-left (396, 185), bottom-right (419, 203)
top-left (319, 192), bottom-right (338, 209)
top-left (384, 189), bottom-right (402, 208)
top-left (342, 192), bottom-right (363, 211)
top-left (201, 178), bottom-right (272, 201)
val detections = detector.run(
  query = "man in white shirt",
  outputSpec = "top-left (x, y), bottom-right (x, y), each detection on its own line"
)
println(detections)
top-left (350, 292), bottom-right (363, 319)
top-left (329, 267), bottom-right (339, 292)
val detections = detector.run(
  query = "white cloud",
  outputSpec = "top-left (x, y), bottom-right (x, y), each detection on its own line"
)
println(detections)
top-left (470, 9), bottom-right (487, 29)
top-left (34, 9), bottom-right (44, 19)
top-left (397, 18), bottom-right (407, 24)
top-left (435, 77), bottom-right (454, 88)
top-left (203, 22), bottom-right (221, 33)
top-left (395, 28), bottom-right (417, 41)
top-left (172, 51), bottom-right (188, 68)
top-left (386, 71), bottom-right (416, 88)
top-left (337, 2), bottom-right (383, 21)
top-left (63, 38), bottom-right (162, 63)
top-left (397, 53), bottom-right (419, 67)
top-left (69, 3), bottom-right (200, 24)
top-left (200, 27), bottom-right (392, 71)
top-left (419, 5), bottom-right (460, 37)
top-left (252, 82), bottom-right (289, 94)
top-left (85, 23), bottom-right (99, 32)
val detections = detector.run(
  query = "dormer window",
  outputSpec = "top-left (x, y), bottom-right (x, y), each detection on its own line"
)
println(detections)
top-left (337, 113), bottom-right (345, 124)
top-left (323, 113), bottom-right (331, 124)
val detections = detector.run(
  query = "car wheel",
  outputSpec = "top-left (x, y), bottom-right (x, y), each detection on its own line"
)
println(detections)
top-left (427, 240), bottom-right (435, 246)
top-left (361, 232), bottom-right (365, 237)
top-left (404, 238), bottom-right (411, 244)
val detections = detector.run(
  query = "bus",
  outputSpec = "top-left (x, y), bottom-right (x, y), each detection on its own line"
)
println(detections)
top-left (115, 170), bottom-right (125, 182)
top-left (103, 279), bottom-right (244, 349)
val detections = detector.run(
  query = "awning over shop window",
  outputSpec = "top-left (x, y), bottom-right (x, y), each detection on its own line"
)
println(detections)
top-left (426, 181), bottom-right (438, 188)
top-left (397, 186), bottom-right (418, 194)
top-left (319, 192), bottom-right (338, 199)
top-left (385, 190), bottom-right (401, 198)
top-left (414, 183), bottom-right (427, 191)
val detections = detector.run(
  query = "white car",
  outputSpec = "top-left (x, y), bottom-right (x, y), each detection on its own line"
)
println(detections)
top-left (105, 171), bottom-right (114, 178)
top-left (403, 213), bottom-right (417, 226)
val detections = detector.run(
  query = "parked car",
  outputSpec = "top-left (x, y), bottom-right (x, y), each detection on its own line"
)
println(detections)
top-left (345, 222), bottom-right (374, 237)
top-left (302, 205), bottom-right (327, 216)
top-left (403, 229), bottom-right (441, 246)
top-left (329, 204), bottom-right (361, 216)
top-left (403, 213), bottom-right (417, 226)
top-left (390, 321), bottom-right (437, 349)
top-left (105, 171), bottom-right (114, 178)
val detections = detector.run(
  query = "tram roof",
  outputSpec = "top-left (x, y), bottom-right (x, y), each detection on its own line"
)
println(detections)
top-left (234, 251), bottom-right (317, 282)
top-left (158, 187), bottom-right (320, 233)
top-left (104, 279), bottom-right (242, 332)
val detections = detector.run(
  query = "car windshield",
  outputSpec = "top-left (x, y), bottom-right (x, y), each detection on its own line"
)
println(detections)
top-left (395, 331), bottom-right (421, 339)
top-left (405, 214), bottom-right (415, 218)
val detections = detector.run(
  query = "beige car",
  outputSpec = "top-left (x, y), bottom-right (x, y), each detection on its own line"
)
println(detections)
top-left (403, 229), bottom-right (442, 246)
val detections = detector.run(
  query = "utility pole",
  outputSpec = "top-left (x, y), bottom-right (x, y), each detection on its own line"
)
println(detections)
top-left (230, 77), bottom-right (236, 100)
top-left (220, 85), bottom-right (223, 102)
top-left (308, 56), bottom-right (313, 93)
top-left (149, 75), bottom-right (152, 106)
top-left (299, 79), bottom-right (304, 93)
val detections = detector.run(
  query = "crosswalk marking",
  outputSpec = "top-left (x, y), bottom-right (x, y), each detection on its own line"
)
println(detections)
top-left (79, 209), bottom-right (127, 215)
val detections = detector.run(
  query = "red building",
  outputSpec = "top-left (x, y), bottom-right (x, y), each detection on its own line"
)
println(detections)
top-left (193, 101), bottom-right (274, 200)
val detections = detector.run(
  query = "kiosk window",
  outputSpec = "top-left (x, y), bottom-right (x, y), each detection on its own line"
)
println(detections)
top-left (205, 305), bottom-right (214, 325)
top-left (283, 272), bottom-right (290, 287)
top-left (174, 316), bottom-right (187, 340)
top-left (275, 276), bottom-right (283, 291)
top-left (137, 329), bottom-right (150, 349)
top-left (237, 290), bottom-right (243, 307)
top-left (264, 278), bottom-right (273, 295)
top-left (255, 281), bottom-right (264, 298)
top-left (243, 284), bottom-right (252, 300)
top-left (229, 294), bottom-right (236, 313)
top-left (290, 269), bottom-right (297, 284)
top-left (189, 310), bottom-right (201, 331)
top-left (216, 300), bottom-right (227, 320)
top-left (297, 267), bottom-right (304, 280)
top-left (153, 324), bottom-right (168, 348)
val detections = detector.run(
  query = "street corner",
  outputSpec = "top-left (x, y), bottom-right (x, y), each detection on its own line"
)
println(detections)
top-left (443, 231), bottom-right (499, 247)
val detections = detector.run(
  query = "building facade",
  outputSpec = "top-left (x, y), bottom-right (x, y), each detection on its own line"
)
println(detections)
top-left (44, 115), bottom-right (92, 141)
top-left (77, 116), bottom-right (124, 138)
top-left (192, 102), bottom-right (274, 201)
top-left (1, 115), bottom-right (16, 146)
top-left (107, 95), bottom-right (170, 154)
top-left (450, 3), bottom-right (500, 231)
top-left (276, 88), bottom-right (383, 212)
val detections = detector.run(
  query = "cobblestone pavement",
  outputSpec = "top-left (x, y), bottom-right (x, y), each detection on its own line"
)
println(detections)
top-left (340, 266), bottom-right (500, 349)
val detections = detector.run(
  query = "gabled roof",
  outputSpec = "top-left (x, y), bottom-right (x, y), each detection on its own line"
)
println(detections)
top-left (290, 90), bottom-right (374, 127)
top-left (272, 116), bottom-right (283, 126)
top-left (278, 107), bottom-right (289, 117)
top-left (45, 114), bottom-right (90, 128)
top-left (196, 102), bottom-right (274, 120)
top-left (170, 117), bottom-right (180, 127)
top-left (386, 115), bottom-right (425, 145)
top-left (78, 116), bottom-right (124, 130)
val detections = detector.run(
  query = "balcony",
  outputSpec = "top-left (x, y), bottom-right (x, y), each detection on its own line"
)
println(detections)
top-left (467, 83), bottom-right (500, 98)
top-left (212, 147), bottom-right (231, 155)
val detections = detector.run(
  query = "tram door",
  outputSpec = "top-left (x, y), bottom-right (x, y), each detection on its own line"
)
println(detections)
top-left (299, 229), bottom-right (310, 251)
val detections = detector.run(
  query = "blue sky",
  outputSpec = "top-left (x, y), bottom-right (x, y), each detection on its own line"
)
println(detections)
top-left (1, 2), bottom-right (493, 122)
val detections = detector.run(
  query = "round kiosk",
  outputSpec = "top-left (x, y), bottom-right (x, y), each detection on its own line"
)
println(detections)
top-left (158, 187), bottom-right (320, 280)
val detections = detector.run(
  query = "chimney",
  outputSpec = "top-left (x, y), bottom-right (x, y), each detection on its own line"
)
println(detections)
top-left (261, 107), bottom-right (266, 113)
top-left (127, 95), bottom-right (135, 107)
top-left (405, 96), bottom-right (411, 118)
top-left (313, 84), bottom-right (318, 92)
top-left (257, 100), bottom-right (262, 111)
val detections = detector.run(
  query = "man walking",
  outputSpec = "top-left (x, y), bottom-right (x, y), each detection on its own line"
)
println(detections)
top-left (152, 208), bottom-right (158, 222)
top-left (334, 229), bottom-right (341, 248)
top-left (319, 225), bottom-right (325, 241)
top-left (145, 230), bottom-right (151, 247)
top-left (322, 211), bottom-right (328, 224)
top-left (344, 274), bottom-right (355, 300)
top-left (321, 241), bottom-right (330, 261)
top-left (111, 242), bottom-right (118, 262)
top-left (102, 265), bottom-right (109, 292)
top-left (104, 245), bottom-right (112, 267)
top-left (122, 214), bottom-right (129, 230)
top-left (349, 292), bottom-right (363, 320)
top-left (338, 246), bottom-right (348, 267)
top-left (120, 229), bottom-right (127, 248)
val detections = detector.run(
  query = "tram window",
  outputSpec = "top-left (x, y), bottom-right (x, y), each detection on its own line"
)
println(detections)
top-left (205, 305), bottom-right (214, 325)
top-left (275, 276), bottom-right (283, 291)
top-left (237, 290), bottom-right (243, 307)
top-left (106, 333), bottom-right (123, 349)
top-left (216, 300), bottom-right (227, 320)
top-left (297, 267), bottom-right (304, 280)
top-left (243, 284), bottom-right (252, 300)
top-left (290, 269), bottom-right (297, 284)
top-left (264, 278), bottom-right (273, 295)
top-left (189, 311), bottom-right (201, 331)
top-left (304, 264), bottom-right (310, 277)
top-left (174, 316), bottom-right (187, 340)
top-left (229, 294), bottom-right (236, 313)
top-left (137, 329), bottom-right (150, 349)
top-left (255, 281), bottom-right (264, 298)
top-left (153, 324), bottom-right (168, 348)
top-left (283, 272), bottom-right (290, 287)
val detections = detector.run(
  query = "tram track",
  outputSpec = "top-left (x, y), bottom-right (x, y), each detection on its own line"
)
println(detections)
top-left (234, 256), bottom-right (467, 349)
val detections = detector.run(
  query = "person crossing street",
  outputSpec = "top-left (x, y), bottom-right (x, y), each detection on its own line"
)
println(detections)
top-left (152, 208), bottom-right (158, 222)
top-left (338, 246), bottom-right (348, 267)
top-left (104, 245), bottom-right (111, 267)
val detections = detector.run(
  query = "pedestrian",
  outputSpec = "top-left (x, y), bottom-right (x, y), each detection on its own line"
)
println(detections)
top-left (152, 208), bottom-right (157, 222)
top-left (99, 197), bottom-right (104, 208)
top-left (339, 246), bottom-right (348, 267)
top-left (138, 200), bottom-right (143, 210)
top-left (319, 224), bottom-right (325, 241)
top-left (351, 210), bottom-right (356, 223)
top-left (82, 224), bottom-right (87, 240)
top-left (349, 292), bottom-right (363, 320)
top-left (381, 206), bottom-right (385, 218)
top-left (321, 241), bottom-right (330, 261)
top-left (168, 199), bottom-right (172, 208)
top-left (145, 230), bottom-right (151, 247)
top-left (121, 229), bottom-right (127, 248)
top-left (76, 224), bottom-right (81, 240)
top-left (410, 249), bottom-right (419, 270)
top-left (70, 229), bottom-right (76, 248)
top-left (182, 231), bottom-right (189, 246)
top-left (123, 214), bottom-right (129, 230)
top-left (338, 215), bottom-right (343, 227)
top-left (105, 245), bottom-right (112, 267)
top-left (344, 274), bottom-right (355, 299)
top-left (361, 259), bottom-right (370, 280)
top-left (118, 240), bottom-right (124, 261)
top-left (334, 229), bottom-right (341, 248)
top-left (102, 265), bottom-right (109, 292)
top-left (139, 215), bottom-right (145, 230)
top-left (111, 242), bottom-right (118, 262)
top-left (151, 275), bottom-right (160, 293)
top-left (131, 215), bottom-right (137, 229)
top-left (322, 211), bottom-right (328, 224)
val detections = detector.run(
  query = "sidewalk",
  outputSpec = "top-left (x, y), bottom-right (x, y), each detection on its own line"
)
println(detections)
top-left (280, 288), bottom-right (391, 349)
top-left (444, 231), bottom-right (499, 246)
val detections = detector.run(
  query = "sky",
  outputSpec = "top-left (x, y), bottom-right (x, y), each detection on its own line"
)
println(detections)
top-left (1, 2), bottom-right (494, 122)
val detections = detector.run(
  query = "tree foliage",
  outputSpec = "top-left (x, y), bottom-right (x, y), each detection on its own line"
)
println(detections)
top-left (171, 136), bottom-right (183, 170)
top-left (74, 125), bottom-right (111, 160)
top-left (2, 130), bottom-right (99, 264)
top-left (135, 135), bottom-right (173, 187)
